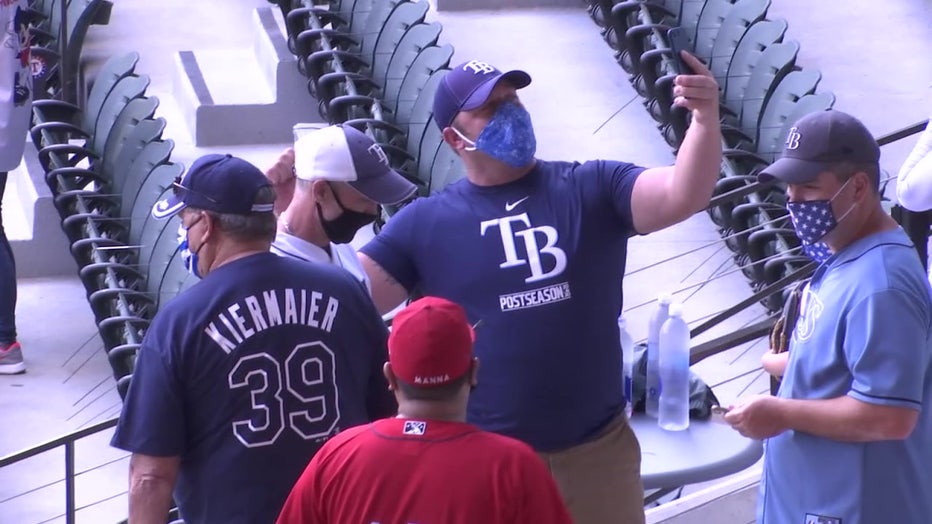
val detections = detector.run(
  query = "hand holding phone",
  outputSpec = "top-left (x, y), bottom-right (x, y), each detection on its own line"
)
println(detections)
top-left (666, 27), bottom-right (694, 75)
top-left (710, 405), bottom-right (732, 424)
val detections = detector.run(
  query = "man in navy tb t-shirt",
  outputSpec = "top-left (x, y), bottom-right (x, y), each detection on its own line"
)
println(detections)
top-left (359, 56), bottom-right (723, 524)
top-left (112, 154), bottom-right (394, 524)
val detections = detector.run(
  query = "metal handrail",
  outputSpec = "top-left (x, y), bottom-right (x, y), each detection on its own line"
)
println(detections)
top-left (0, 417), bottom-right (119, 524)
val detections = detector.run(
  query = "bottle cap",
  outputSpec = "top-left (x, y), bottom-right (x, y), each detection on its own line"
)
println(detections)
top-left (668, 303), bottom-right (684, 317)
top-left (658, 292), bottom-right (673, 305)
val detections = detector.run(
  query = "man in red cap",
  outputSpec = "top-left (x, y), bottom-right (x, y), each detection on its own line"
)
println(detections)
top-left (276, 296), bottom-right (573, 524)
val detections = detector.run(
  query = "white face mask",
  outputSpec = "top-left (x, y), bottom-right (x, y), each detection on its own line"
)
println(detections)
top-left (451, 127), bottom-right (478, 152)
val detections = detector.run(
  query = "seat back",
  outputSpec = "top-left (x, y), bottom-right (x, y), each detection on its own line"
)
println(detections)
top-left (693, 0), bottom-right (738, 61)
top-left (82, 51), bottom-right (140, 132)
top-left (707, 0), bottom-right (771, 89)
top-left (734, 41), bottom-right (800, 140)
top-left (370, 1), bottom-right (430, 87)
top-left (381, 22), bottom-right (442, 115)
top-left (387, 44), bottom-right (453, 116)
top-left (361, 0), bottom-right (409, 63)
top-left (143, 216), bottom-right (184, 305)
top-left (157, 250), bottom-right (199, 307)
top-left (428, 144), bottom-right (464, 195)
top-left (414, 118), bottom-right (444, 193)
top-left (721, 19), bottom-right (787, 101)
top-left (338, 0), bottom-right (370, 36)
top-left (99, 96), bottom-right (160, 178)
top-left (349, 0), bottom-right (383, 51)
top-left (757, 87), bottom-right (833, 160)
top-left (400, 67), bottom-right (446, 149)
top-left (90, 74), bottom-right (150, 153)
top-left (677, 0), bottom-right (706, 41)
top-left (107, 117), bottom-right (166, 195)
top-left (114, 138), bottom-right (174, 218)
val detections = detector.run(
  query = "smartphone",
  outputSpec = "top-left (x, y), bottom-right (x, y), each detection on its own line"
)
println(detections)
top-left (710, 405), bottom-right (731, 424)
top-left (666, 27), bottom-right (694, 75)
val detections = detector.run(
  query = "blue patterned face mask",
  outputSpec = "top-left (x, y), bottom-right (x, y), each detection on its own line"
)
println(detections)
top-left (786, 178), bottom-right (853, 264)
top-left (176, 218), bottom-right (205, 278)
top-left (453, 102), bottom-right (537, 168)
top-left (802, 242), bottom-right (832, 264)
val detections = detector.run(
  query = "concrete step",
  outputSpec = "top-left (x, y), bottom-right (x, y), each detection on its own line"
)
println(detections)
top-left (5, 143), bottom-right (76, 278)
top-left (172, 6), bottom-right (323, 147)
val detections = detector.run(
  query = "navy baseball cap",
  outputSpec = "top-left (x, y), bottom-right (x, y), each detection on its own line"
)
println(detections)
top-left (293, 124), bottom-right (416, 205)
top-left (759, 110), bottom-right (880, 184)
top-left (432, 59), bottom-right (532, 130)
top-left (151, 154), bottom-right (275, 219)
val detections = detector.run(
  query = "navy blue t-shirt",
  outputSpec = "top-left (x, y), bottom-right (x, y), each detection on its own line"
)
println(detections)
top-left (111, 252), bottom-right (394, 524)
top-left (361, 159), bottom-right (643, 451)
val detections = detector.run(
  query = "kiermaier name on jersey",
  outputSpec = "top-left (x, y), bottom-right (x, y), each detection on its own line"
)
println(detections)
top-left (204, 288), bottom-right (340, 353)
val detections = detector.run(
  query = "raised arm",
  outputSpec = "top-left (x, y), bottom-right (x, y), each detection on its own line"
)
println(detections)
top-left (630, 51), bottom-right (722, 234)
top-left (359, 252), bottom-right (410, 315)
top-left (896, 119), bottom-right (932, 211)
top-left (265, 148), bottom-right (296, 216)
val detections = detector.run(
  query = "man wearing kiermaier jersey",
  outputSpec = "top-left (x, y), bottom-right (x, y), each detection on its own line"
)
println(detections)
top-left (111, 154), bottom-right (396, 524)
top-left (276, 296), bottom-right (573, 524)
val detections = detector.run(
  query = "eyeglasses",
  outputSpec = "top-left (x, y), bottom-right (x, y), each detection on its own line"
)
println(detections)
top-left (172, 175), bottom-right (219, 205)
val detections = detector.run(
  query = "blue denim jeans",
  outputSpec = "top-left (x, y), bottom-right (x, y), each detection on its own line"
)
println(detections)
top-left (0, 172), bottom-right (17, 344)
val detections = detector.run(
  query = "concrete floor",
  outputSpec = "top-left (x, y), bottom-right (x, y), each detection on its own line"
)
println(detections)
top-left (1, 0), bottom-right (930, 522)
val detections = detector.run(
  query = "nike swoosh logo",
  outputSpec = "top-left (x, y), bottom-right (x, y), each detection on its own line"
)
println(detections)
top-left (505, 196), bottom-right (529, 212)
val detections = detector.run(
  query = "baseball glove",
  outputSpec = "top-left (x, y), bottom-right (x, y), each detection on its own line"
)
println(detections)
top-left (769, 278), bottom-right (809, 354)
top-left (768, 278), bottom-right (809, 393)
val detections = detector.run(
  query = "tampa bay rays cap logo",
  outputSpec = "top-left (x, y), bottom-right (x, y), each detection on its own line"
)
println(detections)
top-left (367, 143), bottom-right (389, 167)
top-left (462, 59), bottom-right (496, 76)
top-left (785, 126), bottom-right (802, 150)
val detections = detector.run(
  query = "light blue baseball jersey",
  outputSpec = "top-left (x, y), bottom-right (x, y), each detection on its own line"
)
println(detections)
top-left (760, 228), bottom-right (932, 524)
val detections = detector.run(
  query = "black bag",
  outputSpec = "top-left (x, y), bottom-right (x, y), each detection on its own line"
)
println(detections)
top-left (629, 344), bottom-right (720, 420)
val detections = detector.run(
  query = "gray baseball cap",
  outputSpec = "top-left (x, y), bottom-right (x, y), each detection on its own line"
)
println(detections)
top-left (759, 110), bottom-right (880, 184)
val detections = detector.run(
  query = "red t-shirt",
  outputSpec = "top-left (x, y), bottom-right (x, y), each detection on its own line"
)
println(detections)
top-left (276, 418), bottom-right (574, 524)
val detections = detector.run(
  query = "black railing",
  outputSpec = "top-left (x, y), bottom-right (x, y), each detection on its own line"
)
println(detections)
top-left (0, 417), bottom-right (119, 524)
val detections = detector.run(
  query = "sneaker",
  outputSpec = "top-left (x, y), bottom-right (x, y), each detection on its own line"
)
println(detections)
top-left (0, 342), bottom-right (25, 375)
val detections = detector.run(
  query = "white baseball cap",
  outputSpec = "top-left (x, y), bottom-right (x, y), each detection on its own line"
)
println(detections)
top-left (294, 124), bottom-right (417, 205)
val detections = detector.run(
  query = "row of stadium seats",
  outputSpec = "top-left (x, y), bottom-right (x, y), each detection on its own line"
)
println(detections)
top-left (31, 0), bottom-right (474, 402)
top-left (270, 0), bottom-right (466, 202)
top-left (586, 0), bottom-right (835, 312)
top-left (30, 50), bottom-right (191, 397)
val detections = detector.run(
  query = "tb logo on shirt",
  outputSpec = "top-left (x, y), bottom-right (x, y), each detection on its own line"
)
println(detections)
top-left (480, 213), bottom-right (567, 283)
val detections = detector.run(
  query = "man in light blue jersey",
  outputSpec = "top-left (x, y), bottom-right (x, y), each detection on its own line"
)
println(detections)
top-left (725, 110), bottom-right (932, 524)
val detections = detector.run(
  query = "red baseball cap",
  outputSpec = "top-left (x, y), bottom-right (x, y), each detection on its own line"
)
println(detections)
top-left (388, 296), bottom-right (475, 388)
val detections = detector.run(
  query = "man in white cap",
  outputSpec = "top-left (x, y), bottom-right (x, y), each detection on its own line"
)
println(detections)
top-left (269, 125), bottom-right (416, 292)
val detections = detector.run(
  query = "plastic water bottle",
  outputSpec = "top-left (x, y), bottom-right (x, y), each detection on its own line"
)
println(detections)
top-left (658, 303), bottom-right (690, 431)
top-left (646, 293), bottom-right (672, 417)
top-left (618, 316), bottom-right (635, 419)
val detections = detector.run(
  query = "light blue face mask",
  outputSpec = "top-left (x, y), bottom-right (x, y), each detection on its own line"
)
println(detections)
top-left (176, 220), bottom-right (204, 278)
top-left (453, 101), bottom-right (537, 168)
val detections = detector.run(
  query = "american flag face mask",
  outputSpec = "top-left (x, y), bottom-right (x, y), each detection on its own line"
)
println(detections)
top-left (785, 178), bottom-right (853, 264)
